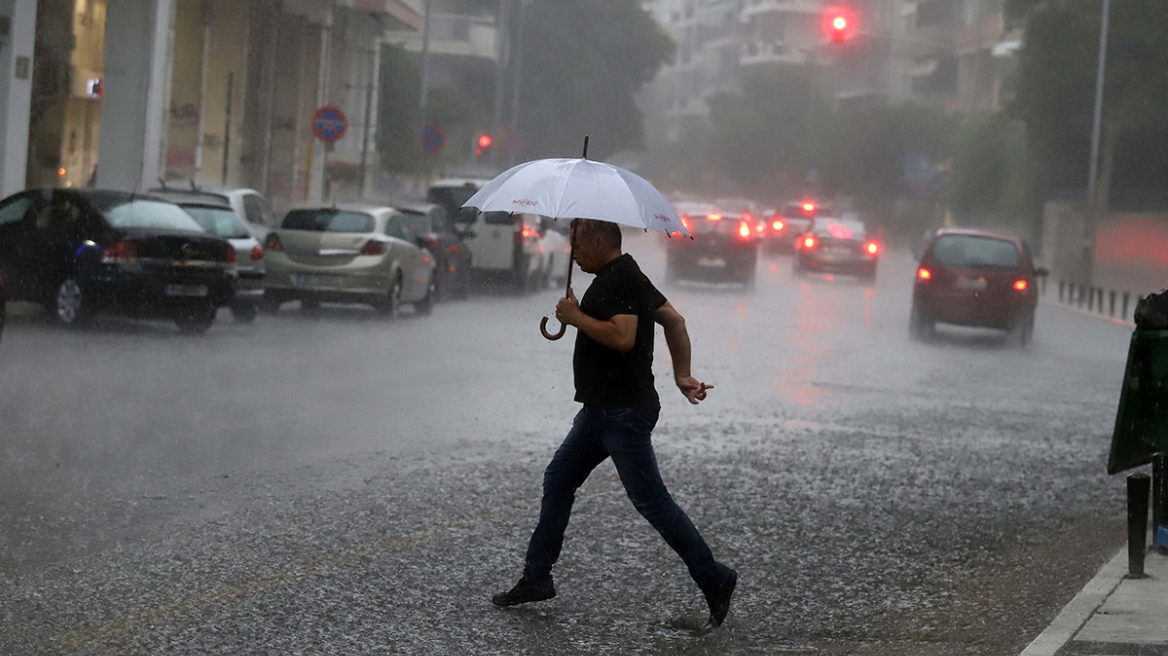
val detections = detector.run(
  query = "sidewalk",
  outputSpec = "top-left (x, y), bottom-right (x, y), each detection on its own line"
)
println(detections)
top-left (1021, 546), bottom-right (1168, 655)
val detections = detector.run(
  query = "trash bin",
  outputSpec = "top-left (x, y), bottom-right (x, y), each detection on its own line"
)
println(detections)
top-left (1109, 329), bottom-right (1168, 474)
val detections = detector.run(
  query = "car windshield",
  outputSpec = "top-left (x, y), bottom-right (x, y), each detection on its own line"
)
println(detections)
top-left (101, 199), bottom-right (206, 232)
top-left (812, 218), bottom-right (866, 239)
top-left (181, 205), bottom-right (251, 239)
top-left (282, 210), bottom-right (375, 233)
top-left (932, 235), bottom-right (1020, 269)
top-left (427, 186), bottom-right (479, 219)
top-left (688, 214), bottom-right (747, 236)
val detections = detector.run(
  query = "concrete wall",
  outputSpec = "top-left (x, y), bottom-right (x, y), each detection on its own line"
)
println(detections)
top-left (0, 0), bottom-right (37, 197)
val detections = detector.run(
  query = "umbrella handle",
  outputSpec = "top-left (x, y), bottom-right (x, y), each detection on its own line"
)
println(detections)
top-left (540, 316), bottom-right (567, 341)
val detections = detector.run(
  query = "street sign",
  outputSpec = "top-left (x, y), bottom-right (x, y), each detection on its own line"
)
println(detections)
top-left (423, 124), bottom-right (445, 156)
top-left (312, 106), bottom-right (348, 143)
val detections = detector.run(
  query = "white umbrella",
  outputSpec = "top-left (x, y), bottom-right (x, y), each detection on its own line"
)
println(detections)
top-left (461, 137), bottom-right (687, 340)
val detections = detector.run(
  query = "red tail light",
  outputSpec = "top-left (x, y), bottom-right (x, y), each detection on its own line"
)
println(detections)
top-left (1013, 279), bottom-right (1028, 291)
top-left (866, 242), bottom-right (879, 255)
top-left (250, 245), bottom-right (264, 261)
top-left (707, 213), bottom-right (722, 222)
top-left (802, 202), bottom-right (816, 213)
top-left (521, 225), bottom-right (536, 239)
top-left (101, 241), bottom-right (139, 264)
top-left (738, 221), bottom-right (751, 238)
top-left (226, 246), bottom-right (236, 264)
top-left (772, 220), bottom-right (784, 231)
top-left (264, 234), bottom-right (284, 252)
top-left (360, 240), bottom-right (386, 256)
top-left (917, 267), bottom-right (932, 281)
top-left (802, 236), bottom-right (816, 250)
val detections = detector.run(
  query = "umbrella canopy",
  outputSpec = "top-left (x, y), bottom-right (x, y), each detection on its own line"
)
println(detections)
top-left (461, 158), bottom-right (690, 238)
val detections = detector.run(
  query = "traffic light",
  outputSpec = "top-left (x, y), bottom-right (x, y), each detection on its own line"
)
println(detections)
top-left (475, 133), bottom-right (493, 156)
top-left (823, 7), bottom-right (857, 43)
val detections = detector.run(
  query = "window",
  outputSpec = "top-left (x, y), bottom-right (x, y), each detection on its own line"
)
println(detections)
top-left (103, 200), bottom-right (205, 232)
top-left (0, 197), bottom-right (31, 226)
top-left (243, 195), bottom-right (266, 225)
top-left (387, 215), bottom-right (417, 243)
top-left (932, 235), bottom-right (1020, 269)
top-left (401, 210), bottom-right (432, 237)
top-left (282, 210), bottom-right (375, 233)
top-left (182, 205), bottom-right (252, 239)
top-left (35, 196), bottom-right (83, 233)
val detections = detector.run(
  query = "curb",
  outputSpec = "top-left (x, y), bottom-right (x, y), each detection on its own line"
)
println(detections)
top-left (1039, 298), bottom-right (1135, 329)
top-left (1018, 547), bottom-right (1127, 656)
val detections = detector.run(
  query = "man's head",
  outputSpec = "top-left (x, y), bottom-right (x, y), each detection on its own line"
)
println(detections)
top-left (570, 219), bottom-right (622, 273)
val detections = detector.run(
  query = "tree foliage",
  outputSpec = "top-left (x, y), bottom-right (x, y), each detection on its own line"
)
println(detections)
top-left (515, 0), bottom-right (674, 161)
top-left (1007, 0), bottom-right (1168, 209)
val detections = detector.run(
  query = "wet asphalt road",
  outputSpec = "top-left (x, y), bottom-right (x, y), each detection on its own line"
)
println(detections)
top-left (0, 233), bottom-right (1135, 654)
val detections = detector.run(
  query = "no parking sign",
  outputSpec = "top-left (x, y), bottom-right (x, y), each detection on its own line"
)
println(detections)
top-left (312, 106), bottom-right (348, 143)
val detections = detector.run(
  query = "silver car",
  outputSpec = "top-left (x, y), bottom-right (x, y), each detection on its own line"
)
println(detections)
top-left (150, 191), bottom-right (266, 323)
top-left (262, 205), bottom-right (437, 317)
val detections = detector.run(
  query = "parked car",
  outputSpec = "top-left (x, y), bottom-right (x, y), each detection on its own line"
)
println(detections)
top-left (540, 217), bottom-right (572, 286)
top-left (261, 205), bottom-right (437, 317)
top-left (794, 216), bottom-right (880, 281)
top-left (394, 201), bottom-right (473, 300)
top-left (426, 178), bottom-right (493, 223)
top-left (150, 190), bottom-right (265, 322)
top-left (666, 208), bottom-right (759, 287)
top-left (460, 209), bottom-right (549, 292)
top-left (152, 184), bottom-right (278, 237)
top-left (0, 189), bottom-right (235, 333)
top-left (911, 228), bottom-right (1046, 346)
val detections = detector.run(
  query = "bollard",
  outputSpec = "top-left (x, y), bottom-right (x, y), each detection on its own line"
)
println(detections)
top-left (1041, 275), bottom-right (1047, 296)
top-left (1110, 290), bottom-right (1117, 317)
top-left (1098, 288), bottom-right (1105, 314)
top-left (1129, 472), bottom-right (1150, 578)
top-left (1155, 453), bottom-right (1167, 549)
top-left (1088, 287), bottom-right (1095, 311)
top-left (1124, 292), bottom-right (1131, 321)
top-left (1059, 280), bottom-right (1066, 303)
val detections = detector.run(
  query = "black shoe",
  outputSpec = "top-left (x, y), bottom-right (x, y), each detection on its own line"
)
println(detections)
top-left (491, 579), bottom-right (556, 607)
top-left (701, 568), bottom-right (737, 627)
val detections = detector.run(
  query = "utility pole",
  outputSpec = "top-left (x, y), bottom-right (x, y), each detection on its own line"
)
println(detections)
top-left (490, 0), bottom-right (512, 170)
top-left (1087, 0), bottom-right (1111, 206)
top-left (419, 0), bottom-right (432, 120)
top-left (507, 0), bottom-right (528, 168)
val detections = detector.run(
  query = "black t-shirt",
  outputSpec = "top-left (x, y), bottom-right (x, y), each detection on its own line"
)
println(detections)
top-left (573, 254), bottom-right (668, 407)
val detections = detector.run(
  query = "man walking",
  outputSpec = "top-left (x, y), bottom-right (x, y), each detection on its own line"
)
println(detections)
top-left (492, 219), bottom-right (737, 628)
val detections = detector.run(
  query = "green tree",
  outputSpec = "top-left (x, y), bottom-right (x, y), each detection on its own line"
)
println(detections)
top-left (515, 0), bottom-right (674, 161)
top-left (951, 115), bottom-right (1037, 232)
top-left (1007, 0), bottom-right (1168, 211)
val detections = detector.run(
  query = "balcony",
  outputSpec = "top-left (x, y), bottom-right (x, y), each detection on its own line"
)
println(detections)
top-left (384, 13), bottom-right (497, 60)
top-left (741, 0), bottom-right (820, 21)
top-left (739, 40), bottom-right (811, 66)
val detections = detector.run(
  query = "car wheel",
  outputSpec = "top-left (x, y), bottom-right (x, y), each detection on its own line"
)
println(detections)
top-left (49, 278), bottom-right (89, 327)
top-left (793, 261), bottom-right (806, 278)
top-left (259, 293), bottom-right (283, 314)
top-left (1009, 313), bottom-right (1035, 347)
top-left (909, 302), bottom-right (934, 341)
top-left (299, 299), bottom-right (321, 315)
top-left (175, 307), bottom-right (217, 334)
top-left (375, 273), bottom-right (404, 317)
top-left (512, 255), bottom-right (531, 295)
top-left (231, 302), bottom-right (258, 323)
top-left (416, 274), bottom-right (437, 316)
top-left (455, 269), bottom-right (472, 299)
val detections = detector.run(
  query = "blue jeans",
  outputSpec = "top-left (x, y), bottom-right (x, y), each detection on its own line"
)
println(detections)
top-left (523, 405), bottom-right (729, 589)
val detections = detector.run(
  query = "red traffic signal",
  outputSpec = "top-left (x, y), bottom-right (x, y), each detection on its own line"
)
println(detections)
top-left (477, 133), bottom-right (493, 149)
top-left (823, 7), bottom-right (857, 43)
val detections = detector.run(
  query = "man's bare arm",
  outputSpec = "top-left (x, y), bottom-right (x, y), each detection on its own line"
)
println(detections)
top-left (654, 302), bottom-right (714, 404)
top-left (556, 289), bottom-right (638, 352)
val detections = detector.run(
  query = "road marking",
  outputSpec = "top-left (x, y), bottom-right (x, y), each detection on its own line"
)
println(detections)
top-left (51, 499), bottom-right (534, 648)
top-left (1018, 547), bottom-right (1127, 656)
top-left (1040, 298), bottom-right (1135, 328)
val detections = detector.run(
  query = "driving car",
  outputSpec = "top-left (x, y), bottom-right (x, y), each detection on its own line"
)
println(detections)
top-left (666, 208), bottom-right (759, 287)
top-left (758, 201), bottom-right (821, 251)
top-left (394, 201), bottom-right (473, 300)
top-left (261, 205), bottom-right (437, 317)
top-left (150, 190), bottom-right (265, 322)
top-left (460, 209), bottom-right (549, 292)
top-left (540, 217), bottom-right (572, 287)
top-left (426, 178), bottom-right (493, 223)
top-left (793, 215), bottom-right (880, 281)
top-left (0, 189), bottom-right (235, 333)
top-left (911, 228), bottom-right (1046, 346)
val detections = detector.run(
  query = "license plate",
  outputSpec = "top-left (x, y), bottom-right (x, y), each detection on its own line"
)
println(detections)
top-left (697, 257), bottom-right (727, 268)
top-left (165, 284), bottom-right (209, 297)
top-left (293, 274), bottom-right (342, 288)
top-left (956, 276), bottom-right (988, 290)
